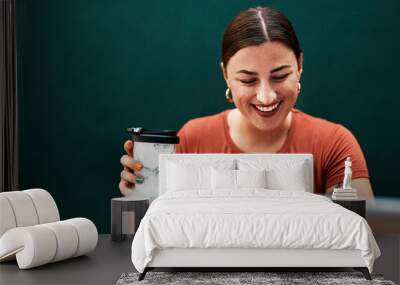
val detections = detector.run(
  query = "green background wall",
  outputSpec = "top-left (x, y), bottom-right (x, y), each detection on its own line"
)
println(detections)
top-left (16, 0), bottom-right (400, 233)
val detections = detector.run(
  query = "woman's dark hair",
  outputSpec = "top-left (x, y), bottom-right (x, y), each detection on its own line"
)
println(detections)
top-left (222, 6), bottom-right (302, 67)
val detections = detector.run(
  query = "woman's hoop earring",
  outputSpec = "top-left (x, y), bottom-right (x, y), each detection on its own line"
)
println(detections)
top-left (225, 88), bottom-right (234, 103)
top-left (297, 82), bottom-right (301, 94)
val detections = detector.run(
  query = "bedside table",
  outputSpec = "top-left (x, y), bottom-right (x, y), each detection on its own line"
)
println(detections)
top-left (332, 199), bottom-right (366, 218)
top-left (111, 196), bottom-right (150, 242)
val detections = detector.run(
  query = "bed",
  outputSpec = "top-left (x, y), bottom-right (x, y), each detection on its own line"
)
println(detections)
top-left (131, 153), bottom-right (381, 281)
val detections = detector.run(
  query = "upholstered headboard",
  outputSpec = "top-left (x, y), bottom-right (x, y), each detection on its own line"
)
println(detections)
top-left (159, 154), bottom-right (314, 195)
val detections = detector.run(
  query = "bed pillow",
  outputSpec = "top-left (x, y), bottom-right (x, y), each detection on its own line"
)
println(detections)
top-left (210, 168), bottom-right (236, 190)
top-left (266, 163), bottom-right (307, 191)
top-left (211, 168), bottom-right (267, 190)
top-left (166, 160), bottom-right (235, 192)
top-left (236, 169), bottom-right (267, 189)
top-left (237, 159), bottom-right (310, 191)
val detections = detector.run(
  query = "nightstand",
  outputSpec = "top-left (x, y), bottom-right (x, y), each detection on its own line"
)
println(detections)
top-left (111, 196), bottom-right (150, 242)
top-left (332, 199), bottom-right (366, 218)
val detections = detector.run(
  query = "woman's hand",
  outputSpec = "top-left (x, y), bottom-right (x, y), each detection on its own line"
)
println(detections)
top-left (119, 140), bottom-right (144, 196)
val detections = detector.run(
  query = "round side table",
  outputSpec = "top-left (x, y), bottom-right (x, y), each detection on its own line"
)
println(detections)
top-left (111, 196), bottom-right (150, 242)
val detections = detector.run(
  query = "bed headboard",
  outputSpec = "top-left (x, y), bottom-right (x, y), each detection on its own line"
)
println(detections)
top-left (158, 153), bottom-right (314, 196)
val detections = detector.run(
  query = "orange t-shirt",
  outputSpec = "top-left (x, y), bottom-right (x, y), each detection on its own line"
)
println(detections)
top-left (176, 108), bottom-right (369, 194)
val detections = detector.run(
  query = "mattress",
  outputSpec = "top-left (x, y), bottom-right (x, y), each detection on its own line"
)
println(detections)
top-left (131, 189), bottom-right (381, 273)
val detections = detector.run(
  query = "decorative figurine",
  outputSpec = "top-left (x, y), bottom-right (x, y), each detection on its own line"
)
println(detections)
top-left (332, 156), bottom-right (358, 200)
top-left (342, 157), bottom-right (352, 190)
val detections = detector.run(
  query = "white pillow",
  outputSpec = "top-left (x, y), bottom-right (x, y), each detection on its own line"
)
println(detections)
top-left (211, 168), bottom-right (236, 190)
top-left (238, 159), bottom-right (310, 191)
top-left (267, 164), bottom-right (307, 191)
top-left (236, 169), bottom-right (267, 189)
top-left (166, 160), bottom-right (235, 192)
top-left (211, 168), bottom-right (267, 190)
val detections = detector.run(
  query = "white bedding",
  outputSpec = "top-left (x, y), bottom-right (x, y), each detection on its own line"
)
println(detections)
top-left (131, 189), bottom-right (380, 273)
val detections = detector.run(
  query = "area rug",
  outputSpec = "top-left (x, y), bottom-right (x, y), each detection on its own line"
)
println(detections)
top-left (116, 271), bottom-right (396, 285)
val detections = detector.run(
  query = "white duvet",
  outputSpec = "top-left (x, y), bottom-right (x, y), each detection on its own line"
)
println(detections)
top-left (131, 189), bottom-right (380, 273)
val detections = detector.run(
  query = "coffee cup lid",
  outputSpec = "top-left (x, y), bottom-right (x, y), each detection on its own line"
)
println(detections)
top-left (127, 127), bottom-right (180, 144)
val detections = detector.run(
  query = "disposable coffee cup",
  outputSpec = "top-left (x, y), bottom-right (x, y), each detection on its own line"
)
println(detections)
top-left (127, 127), bottom-right (179, 201)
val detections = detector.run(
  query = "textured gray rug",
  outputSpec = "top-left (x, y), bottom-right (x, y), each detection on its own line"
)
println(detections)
top-left (116, 271), bottom-right (396, 285)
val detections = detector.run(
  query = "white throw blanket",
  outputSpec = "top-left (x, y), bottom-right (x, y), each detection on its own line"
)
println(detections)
top-left (131, 190), bottom-right (380, 273)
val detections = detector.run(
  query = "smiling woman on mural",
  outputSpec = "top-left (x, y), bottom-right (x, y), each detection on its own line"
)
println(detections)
top-left (119, 6), bottom-right (375, 199)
